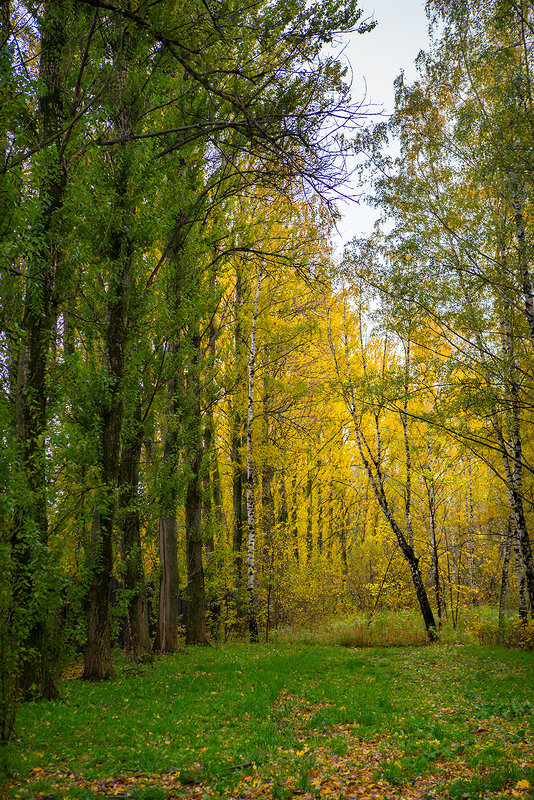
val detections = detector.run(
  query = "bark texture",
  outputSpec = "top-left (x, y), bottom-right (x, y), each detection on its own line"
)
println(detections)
top-left (154, 364), bottom-right (180, 654)
top-left (119, 400), bottom-right (150, 658)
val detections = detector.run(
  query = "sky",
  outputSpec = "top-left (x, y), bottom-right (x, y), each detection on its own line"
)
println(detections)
top-left (333, 0), bottom-right (431, 249)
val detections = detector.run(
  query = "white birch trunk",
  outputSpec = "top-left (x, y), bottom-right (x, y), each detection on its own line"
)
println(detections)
top-left (466, 453), bottom-right (477, 605)
top-left (246, 265), bottom-right (263, 643)
top-left (401, 337), bottom-right (414, 549)
top-left (499, 519), bottom-right (513, 634)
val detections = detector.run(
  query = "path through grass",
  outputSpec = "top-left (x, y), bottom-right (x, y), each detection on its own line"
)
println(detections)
top-left (2, 643), bottom-right (534, 799)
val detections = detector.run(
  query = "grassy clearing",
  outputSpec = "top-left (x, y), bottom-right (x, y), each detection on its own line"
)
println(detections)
top-left (2, 625), bottom-right (534, 799)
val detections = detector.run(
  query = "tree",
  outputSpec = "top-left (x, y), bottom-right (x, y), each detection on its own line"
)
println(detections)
top-left (328, 288), bottom-right (438, 640)
top-left (346, 0), bottom-right (534, 622)
top-left (11, 0), bottom-right (71, 698)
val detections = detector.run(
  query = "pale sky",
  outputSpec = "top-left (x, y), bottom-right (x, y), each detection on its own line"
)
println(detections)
top-left (334, 0), bottom-right (430, 249)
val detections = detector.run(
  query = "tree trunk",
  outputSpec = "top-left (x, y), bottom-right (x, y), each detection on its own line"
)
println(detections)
top-left (498, 519), bottom-right (513, 635)
top-left (154, 510), bottom-right (180, 652)
top-left (84, 508), bottom-right (114, 679)
top-left (465, 454), bottom-right (477, 606)
top-left (119, 400), bottom-right (150, 659)
top-left (278, 473), bottom-right (289, 538)
top-left (245, 266), bottom-right (263, 643)
top-left (428, 481), bottom-right (442, 624)
top-left (353, 425), bottom-right (438, 640)
top-left (154, 362), bottom-right (180, 653)
top-left (513, 530), bottom-right (528, 622)
top-left (425, 448), bottom-right (442, 624)
top-left (306, 467), bottom-right (313, 561)
top-left (511, 181), bottom-right (534, 348)
top-left (13, 0), bottom-right (68, 698)
top-left (231, 266), bottom-right (245, 596)
top-left (291, 474), bottom-right (299, 563)
top-left (401, 338), bottom-right (414, 549)
top-left (317, 483), bottom-right (323, 554)
top-left (184, 330), bottom-right (208, 645)
top-left (493, 398), bottom-right (534, 616)
top-left (327, 484), bottom-right (334, 558)
top-left (261, 465), bottom-right (275, 640)
top-left (497, 283), bottom-right (534, 614)
top-left (84, 22), bottom-right (135, 679)
top-left (340, 508), bottom-right (348, 575)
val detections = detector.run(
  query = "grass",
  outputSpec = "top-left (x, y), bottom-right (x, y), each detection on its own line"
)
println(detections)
top-left (2, 616), bottom-right (534, 799)
top-left (273, 605), bottom-right (534, 650)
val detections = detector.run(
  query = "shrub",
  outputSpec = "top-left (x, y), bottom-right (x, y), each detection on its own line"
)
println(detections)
top-left (475, 617), bottom-right (534, 650)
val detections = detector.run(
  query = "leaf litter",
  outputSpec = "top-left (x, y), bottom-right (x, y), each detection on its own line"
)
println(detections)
top-left (21, 689), bottom-right (534, 800)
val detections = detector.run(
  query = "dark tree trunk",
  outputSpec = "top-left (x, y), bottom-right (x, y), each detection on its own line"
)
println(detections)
top-left (387, 504), bottom-right (437, 638)
top-left (427, 473), bottom-right (442, 624)
top-left (232, 420), bottom-right (245, 585)
top-left (352, 426), bottom-right (438, 641)
top-left (154, 509), bottom-right (180, 653)
top-left (119, 400), bottom-right (150, 659)
top-left (291, 474), bottom-right (299, 563)
top-left (154, 365), bottom-right (180, 654)
top-left (202, 417), bottom-right (215, 558)
top-left (306, 469), bottom-right (313, 560)
top-left (278, 472), bottom-right (288, 537)
top-left (203, 407), bottom-right (224, 639)
top-left (13, 0), bottom-right (68, 699)
top-left (84, 23), bottom-right (134, 680)
top-left (84, 247), bottom-right (130, 679)
top-left (494, 407), bottom-right (534, 617)
top-left (210, 431), bottom-right (225, 534)
top-left (184, 332), bottom-right (208, 645)
top-left (261, 363), bottom-right (275, 579)
top-left (84, 509), bottom-right (114, 679)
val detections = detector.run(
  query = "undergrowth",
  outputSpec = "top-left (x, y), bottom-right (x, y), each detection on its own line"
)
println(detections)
top-left (476, 618), bottom-right (534, 650)
top-left (272, 606), bottom-right (533, 650)
top-left (272, 608), bottom-right (472, 648)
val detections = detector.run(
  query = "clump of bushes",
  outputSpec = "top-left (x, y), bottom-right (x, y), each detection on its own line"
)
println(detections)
top-left (476, 618), bottom-right (534, 649)
top-left (334, 611), bottom-right (429, 648)
top-left (275, 607), bottom-right (534, 650)
top-left (274, 610), bottom-right (430, 648)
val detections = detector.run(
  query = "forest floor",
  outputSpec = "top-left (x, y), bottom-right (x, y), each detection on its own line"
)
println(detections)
top-left (2, 639), bottom-right (534, 800)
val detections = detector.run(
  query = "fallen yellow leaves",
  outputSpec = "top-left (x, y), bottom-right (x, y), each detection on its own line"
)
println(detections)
top-left (21, 692), bottom-right (534, 800)
top-left (512, 779), bottom-right (531, 797)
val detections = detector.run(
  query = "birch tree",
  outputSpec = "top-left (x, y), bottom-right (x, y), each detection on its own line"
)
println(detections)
top-left (245, 265), bottom-right (264, 643)
top-left (328, 290), bottom-right (438, 639)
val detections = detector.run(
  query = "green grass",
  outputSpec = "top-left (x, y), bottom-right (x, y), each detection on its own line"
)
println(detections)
top-left (2, 632), bottom-right (534, 799)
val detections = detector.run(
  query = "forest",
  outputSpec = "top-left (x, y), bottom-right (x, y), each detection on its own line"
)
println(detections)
top-left (1, 0), bottom-right (534, 752)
